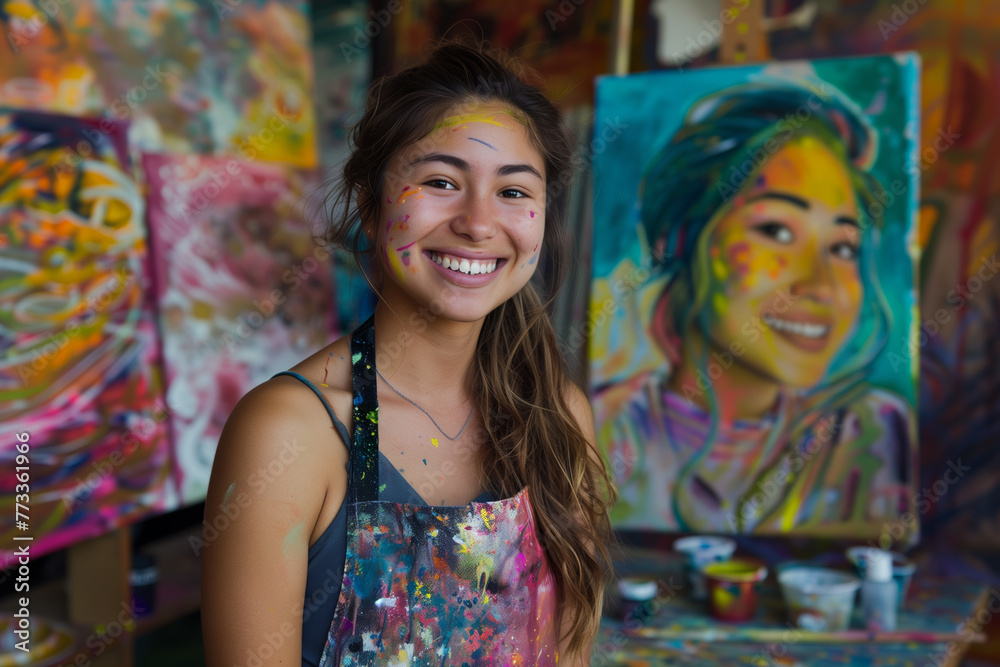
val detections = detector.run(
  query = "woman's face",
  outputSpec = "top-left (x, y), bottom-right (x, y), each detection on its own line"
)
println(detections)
top-left (701, 136), bottom-right (863, 389)
top-left (373, 103), bottom-right (546, 324)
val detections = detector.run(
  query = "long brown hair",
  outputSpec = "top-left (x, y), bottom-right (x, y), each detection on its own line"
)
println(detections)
top-left (323, 41), bottom-right (616, 656)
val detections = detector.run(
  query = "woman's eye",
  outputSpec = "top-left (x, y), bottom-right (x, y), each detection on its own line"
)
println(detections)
top-left (831, 242), bottom-right (859, 260)
top-left (753, 222), bottom-right (794, 244)
top-left (500, 188), bottom-right (526, 199)
top-left (425, 179), bottom-right (456, 190)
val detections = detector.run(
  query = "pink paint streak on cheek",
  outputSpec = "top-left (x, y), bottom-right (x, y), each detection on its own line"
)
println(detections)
top-left (399, 214), bottom-right (410, 230)
top-left (529, 211), bottom-right (536, 218)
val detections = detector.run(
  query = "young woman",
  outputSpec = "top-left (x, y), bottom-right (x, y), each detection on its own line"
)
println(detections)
top-left (593, 82), bottom-right (914, 536)
top-left (202, 43), bottom-right (615, 666)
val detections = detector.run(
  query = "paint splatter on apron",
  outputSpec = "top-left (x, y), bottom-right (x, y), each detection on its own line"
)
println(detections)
top-left (319, 316), bottom-right (560, 666)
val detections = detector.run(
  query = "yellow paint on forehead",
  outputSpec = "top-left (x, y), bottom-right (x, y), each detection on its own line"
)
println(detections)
top-left (433, 109), bottom-right (526, 132)
top-left (755, 136), bottom-right (856, 212)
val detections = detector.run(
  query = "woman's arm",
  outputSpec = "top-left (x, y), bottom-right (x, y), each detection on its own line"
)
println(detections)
top-left (201, 380), bottom-right (347, 666)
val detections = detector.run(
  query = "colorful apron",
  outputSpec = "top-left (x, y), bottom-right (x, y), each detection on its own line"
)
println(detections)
top-left (318, 316), bottom-right (560, 666)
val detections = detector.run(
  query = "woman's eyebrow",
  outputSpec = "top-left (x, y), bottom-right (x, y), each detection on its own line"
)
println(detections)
top-left (497, 163), bottom-right (542, 180)
top-left (835, 215), bottom-right (860, 228)
top-left (746, 191), bottom-right (810, 209)
top-left (409, 153), bottom-right (542, 180)
top-left (410, 153), bottom-right (469, 170)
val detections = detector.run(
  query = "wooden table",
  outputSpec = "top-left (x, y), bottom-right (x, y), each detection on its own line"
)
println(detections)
top-left (594, 548), bottom-right (993, 666)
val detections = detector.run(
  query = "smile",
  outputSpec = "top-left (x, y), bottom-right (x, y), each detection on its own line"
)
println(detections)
top-left (429, 251), bottom-right (498, 275)
top-left (763, 315), bottom-right (830, 339)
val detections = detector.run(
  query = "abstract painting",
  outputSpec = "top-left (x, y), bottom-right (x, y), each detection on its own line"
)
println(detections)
top-left (391, 0), bottom-right (614, 106)
top-left (0, 110), bottom-right (174, 564)
top-left (589, 55), bottom-right (920, 542)
top-left (311, 0), bottom-right (377, 334)
top-left (0, 0), bottom-right (315, 167)
top-left (765, 0), bottom-right (1000, 567)
top-left (143, 154), bottom-right (335, 503)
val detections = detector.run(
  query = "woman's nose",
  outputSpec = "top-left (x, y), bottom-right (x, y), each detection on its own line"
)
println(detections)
top-left (452, 194), bottom-right (498, 242)
top-left (789, 242), bottom-right (835, 304)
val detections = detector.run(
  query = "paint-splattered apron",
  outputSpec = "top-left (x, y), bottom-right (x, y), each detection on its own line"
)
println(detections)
top-left (318, 316), bottom-right (559, 666)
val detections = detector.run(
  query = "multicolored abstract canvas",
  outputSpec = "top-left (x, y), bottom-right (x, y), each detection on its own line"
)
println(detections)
top-left (311, 0), bottom-right (377, 334)
top-left (765, 0), bottom-right (1000, 564)
top-left (391, 0), bottom-right (614, 106)
top-left (0, 0), bottom-right (315, 166)
top-left (143, 154), bottom-right (335, 503)
top-left (589, 55), bottom-right (920, 542)
top-left (0, 110), bottom-right (174, 565)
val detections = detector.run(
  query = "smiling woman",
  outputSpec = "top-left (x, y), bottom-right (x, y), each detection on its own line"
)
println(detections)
top-left (202, 42), bottom-right (614, 667)
top-left (594, 82), bottom-right (914, 536)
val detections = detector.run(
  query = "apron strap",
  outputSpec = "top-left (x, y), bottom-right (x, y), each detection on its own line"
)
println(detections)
top-left (349, 315), bottom-right (380, 504)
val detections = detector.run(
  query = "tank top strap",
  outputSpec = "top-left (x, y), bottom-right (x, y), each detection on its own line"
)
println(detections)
top-left (270, 371), bottom-right (352, 448)
top-left (349, 315), bottom-right (380, 504)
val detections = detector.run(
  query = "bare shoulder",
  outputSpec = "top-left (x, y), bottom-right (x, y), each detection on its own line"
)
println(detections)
top-left (563, 380), bottom-right (596, 443)
top-left (201, 338), bottom-right (354, 666)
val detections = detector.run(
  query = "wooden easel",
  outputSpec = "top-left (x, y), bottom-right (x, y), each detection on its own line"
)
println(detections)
top-left (67, 529), bottom-right (132, 667)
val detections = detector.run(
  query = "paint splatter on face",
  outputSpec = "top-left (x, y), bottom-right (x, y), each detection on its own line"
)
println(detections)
top-left (374, 103), bottom-right (546, 320)
top-left (469, 137), bottom-right (497, 151)
top-left (432, 110), bottom-right (527, 132)
top-left (398, 187), bottom-right (421, 205)
top-left (702, 137), bottom-right (863, 389)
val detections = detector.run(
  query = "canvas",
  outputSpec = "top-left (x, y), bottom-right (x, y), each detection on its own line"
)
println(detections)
top-left (766, 0), bottom-right (1000, 563)
top-left (0, 110), bottom-right (174, 564)
top-left (391, 0), bottom-right (614, 106)
top-left (311, 0), bottom-right (377, 334)
top-left (589, 55), bottom-right (920, 542)
top-left (0, 0), bottom-right (315, 166)
top-left (143, 154), bottom-right (335, 504)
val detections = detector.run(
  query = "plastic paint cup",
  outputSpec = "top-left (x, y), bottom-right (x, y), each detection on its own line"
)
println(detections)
top-left (617, 577), bottom-right (658, 625)
top-left (778, 567), bottom-right (860, 632)
top-left (673, 536), bottom-right (737, 600)
top-left (703, 559), bottom-right (768, 622)
top-left (846, 548), bottom-right (916, 604)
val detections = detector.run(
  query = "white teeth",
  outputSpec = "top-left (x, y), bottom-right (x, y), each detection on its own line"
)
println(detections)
top-left (430, 252), bottom-right (499, 276)
top-left (763, 315), bottom-right (829, 339)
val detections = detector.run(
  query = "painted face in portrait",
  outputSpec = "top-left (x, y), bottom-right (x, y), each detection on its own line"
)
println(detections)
top-left (700, 136), bottom-right (864, 389)
top-left (372, 104), bottom-right (546, 323)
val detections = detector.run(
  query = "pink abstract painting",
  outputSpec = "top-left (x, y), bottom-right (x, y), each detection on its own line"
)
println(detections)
top-left (143, 154), bottom-right (335, 503)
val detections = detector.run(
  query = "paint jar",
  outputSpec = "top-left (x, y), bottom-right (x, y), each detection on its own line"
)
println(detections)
top-left (617, 577), bottom-right (658, 626)
top-left (703, 559), bottom-right (768, 622)
top-left (778, 567), bottom-right (860, 632)
top-left (846, 547), bottom-right (916, 605)
top-left (673, 536), bottom-right (737, 600)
